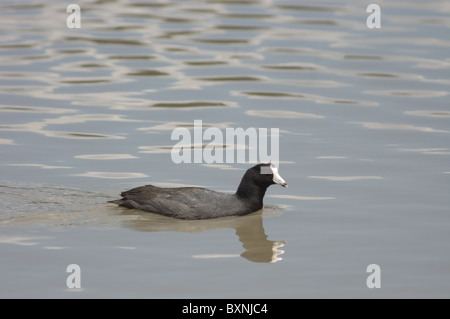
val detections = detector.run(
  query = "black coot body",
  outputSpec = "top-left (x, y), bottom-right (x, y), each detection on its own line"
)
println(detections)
top-left (109, 163), bottom-right (287, 220)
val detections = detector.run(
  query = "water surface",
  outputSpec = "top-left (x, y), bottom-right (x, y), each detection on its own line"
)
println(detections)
top-left (1, 0), bottom-right (450, 298)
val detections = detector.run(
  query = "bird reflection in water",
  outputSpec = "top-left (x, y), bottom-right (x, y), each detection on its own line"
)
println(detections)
top-left (119, 207), bottom-right (285, 263)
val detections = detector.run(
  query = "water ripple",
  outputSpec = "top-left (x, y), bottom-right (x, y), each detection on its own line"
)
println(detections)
top-left (245, 110), bottom-right (324, 119)
top-left (404, 111), bottom-right (450, 118)
top-left (74, 172), bottom-right (149, 179)
top-left (308, 176), bottom-right (383, 181)
top-left (350, 122), bottom-right (450, 134)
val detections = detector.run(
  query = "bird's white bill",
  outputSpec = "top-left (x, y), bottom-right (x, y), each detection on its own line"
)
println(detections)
top-left (270, 164), bottom-right (287, 187)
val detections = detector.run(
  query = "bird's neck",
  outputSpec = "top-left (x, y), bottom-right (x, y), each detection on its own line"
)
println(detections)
top-left (236, 182), bottom-right (267, 205)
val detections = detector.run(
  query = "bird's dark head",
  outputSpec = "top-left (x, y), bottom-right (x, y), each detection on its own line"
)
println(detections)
top-left (248, 163), bottom-right (288, 188)
top-left (235, 163), bottom-right (287, 204)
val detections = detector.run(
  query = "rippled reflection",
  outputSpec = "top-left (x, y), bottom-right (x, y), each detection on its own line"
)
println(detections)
top-left (74, 154), bottom-right (139, 160)
top-left (404, 110), bottom-right (450, 118)
top-left (120, 209), bottom-right (286, 263)
top-left (400, 148), bottom-right (450, 155)
top-left (74, 171), bottom-right (149, 179)
top-left (350, 122), bottom-right (450, 134)
top-left (308, 176), bottom-right (383, 181)
top-left (245, 110), bottom-right (324, 119)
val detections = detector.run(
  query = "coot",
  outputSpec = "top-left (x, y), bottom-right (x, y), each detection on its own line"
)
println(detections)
top-left (109, 163), bottom-right (287, 220)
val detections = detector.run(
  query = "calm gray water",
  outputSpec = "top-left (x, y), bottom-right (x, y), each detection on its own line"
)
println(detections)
top-left (1, 0), bottom-right (450, 298)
